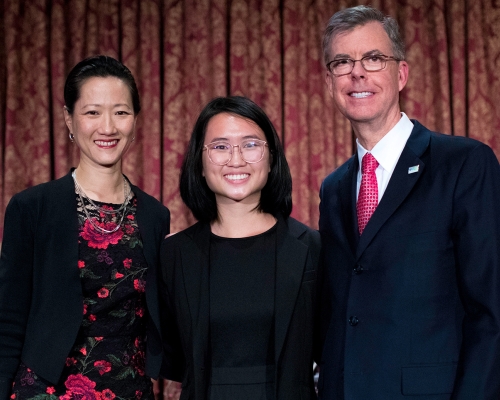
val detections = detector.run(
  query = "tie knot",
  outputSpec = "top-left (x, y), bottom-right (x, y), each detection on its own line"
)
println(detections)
top-left (362, 153), bottom-right (378, 174)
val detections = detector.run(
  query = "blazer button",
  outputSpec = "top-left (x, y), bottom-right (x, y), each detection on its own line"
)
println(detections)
top-left (349, 316), bottom-right (359, 326)
top-left (353, 265), bottom-right (364, 274)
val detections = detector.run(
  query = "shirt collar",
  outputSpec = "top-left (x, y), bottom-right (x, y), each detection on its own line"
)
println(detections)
top-left (357, 112), bottom-right (413, 172)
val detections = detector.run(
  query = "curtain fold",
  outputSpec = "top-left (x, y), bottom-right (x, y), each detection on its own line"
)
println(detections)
top-left (1, 0), bottom-right (500, 242)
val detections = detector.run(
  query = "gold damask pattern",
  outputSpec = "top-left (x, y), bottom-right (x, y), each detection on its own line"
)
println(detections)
top-left (1, 0), bottom-right (500, 243)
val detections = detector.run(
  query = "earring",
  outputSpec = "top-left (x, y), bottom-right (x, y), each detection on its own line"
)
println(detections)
top-left (131, 136), bottom-right (135, 142)
top-left (69, 133), bottom-right (74, 142)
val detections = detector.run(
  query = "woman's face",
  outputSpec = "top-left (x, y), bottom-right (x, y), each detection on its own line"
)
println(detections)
top-left (64, 76), bottom-right (137, 171)
top-left (202, 113), bottom-right (271, 207)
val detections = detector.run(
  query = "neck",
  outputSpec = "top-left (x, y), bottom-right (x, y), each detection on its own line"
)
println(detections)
top-left (211, 201), bottom-right (277, 238)
top-left (352, 110), bottom-right (402, 151)
top-left (74, 162), bottom-right (126, 204)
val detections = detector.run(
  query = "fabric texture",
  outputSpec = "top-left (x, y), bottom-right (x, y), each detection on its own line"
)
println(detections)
top-left (356, 153), bottom-right (379, 234)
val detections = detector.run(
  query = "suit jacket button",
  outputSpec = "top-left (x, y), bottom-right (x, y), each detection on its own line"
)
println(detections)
top-left (353, 265), bottom-right (364, 274)
top-left (349, 316), bottom-right (359, 326)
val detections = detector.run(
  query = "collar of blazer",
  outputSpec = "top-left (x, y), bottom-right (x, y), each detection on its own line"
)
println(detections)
top-left (179, 214), bottom-right (310, 381)
top-left (337, 120), bottom-right (431, 260)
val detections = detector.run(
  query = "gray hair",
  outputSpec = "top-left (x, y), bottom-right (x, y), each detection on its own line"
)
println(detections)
top-left (322, 5), bottom-right (405, 64)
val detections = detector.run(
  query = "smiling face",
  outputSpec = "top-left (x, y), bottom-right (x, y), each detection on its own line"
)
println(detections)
top-left (64, 76), bottom-right (137, 171)
top-left (202, 113), bottom-right (271, 207)
top-left (325, 21), bottom-right (408, 135)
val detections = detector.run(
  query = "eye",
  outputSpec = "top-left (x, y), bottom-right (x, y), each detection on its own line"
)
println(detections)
top-left (366, 55), bottom-right (384, 62)
top-left (116, 111), bottom-right (132, 116)
top-left (85, 110), bottom-right (99, 116)
top-left (210, 142), bottom-right (231, 151)
top-left (332, 59), bottom-right (350, 67)
top-left (242, 140), bottom-right (261, 149)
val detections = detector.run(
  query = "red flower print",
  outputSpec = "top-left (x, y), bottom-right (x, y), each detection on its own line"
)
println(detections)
top-left (97, 287), bottom-right (109, 298)
top-left (79, 347), bottom-right (87, 356)
top-left (131, 351), bottom-right (146, 376)
top-left (135, 391), bottom-right (142, 399)
top-left (123, 258), bottom-right (132, 269)
top-left (65, 357), bottom-right (77, 366)
top-left (94, 360), bottom-right (112, 375)
top-left (46, 387), bottom-right (56, 394)
top-left (95, 336), bottom-right (103, 341)
top-left (127, 214), bottom-right (134, 220)
top-left (134, 337), bottom-right (142, 348)
top-left (83, 304), bottom-right (88, 315)
top-left (135, 307), bottom-right (144, 317)
top-left (10, 395), bottom-right (15, 399)
top-left (125, 225), bottom-right (134, 235)
top-left (99, 205), bottom-right (114, 218)
top-left (64, 374), bottom-right (96, 400)
top-left (78, 260), bottom-right (85, 269)
top-left (80, 219), bottom-right (123, 249)
top-left (100, 389), bottom-right (116, 399)
top-left (133, 279), bottom-right (146, 293)
top-left (89, 314), bottom-right (96, 322)
top-left (114, 272), bottom-right (124, 279)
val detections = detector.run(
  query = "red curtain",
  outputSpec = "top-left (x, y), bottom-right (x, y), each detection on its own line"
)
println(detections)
top-left (1, 0), bottom-right (500, 242)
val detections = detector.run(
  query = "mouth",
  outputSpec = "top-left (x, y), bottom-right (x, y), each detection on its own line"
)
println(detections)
top-left (95, 140), bottom-right (118, 148)
top-left (349, 91), bottom-right (374, 99)
top-left (225, 173), bottom-right (250, 181)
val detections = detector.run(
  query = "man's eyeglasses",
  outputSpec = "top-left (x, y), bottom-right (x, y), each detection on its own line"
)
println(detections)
top-left (326, 54), bottom-right (401, 77)
top-left (203, 139), bottom-right (268, 165)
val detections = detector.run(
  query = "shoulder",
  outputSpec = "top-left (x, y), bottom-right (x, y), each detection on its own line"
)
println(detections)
top-left (161, 221), bottom-right (205, 250)
top-left (132, 185), bottom-right (170, 221)
top-left (321, 155), bottom-right (356, 188)
top-left (286, 217), bottom-right (321, 247)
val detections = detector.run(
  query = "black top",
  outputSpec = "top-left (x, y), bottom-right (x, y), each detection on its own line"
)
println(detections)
top-left (208, 224), bottom-right (277, 399)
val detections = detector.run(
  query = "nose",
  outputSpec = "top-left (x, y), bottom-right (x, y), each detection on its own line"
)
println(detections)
top-left (99, 112), bottom-right (117, 134)
top-left (226, 145), bottom-right (247, 167)
top-left (350, 60), bottom-right (366, 79)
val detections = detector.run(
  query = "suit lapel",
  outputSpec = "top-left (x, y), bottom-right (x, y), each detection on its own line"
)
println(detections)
top-left (181, 223), bottom-right (211, 388)
top-left (339, 156), bottom-right (359, 255)
top-left (356, 122), bottom-right (431, 259)
top-left (274, 216), bottom-right (309, 365)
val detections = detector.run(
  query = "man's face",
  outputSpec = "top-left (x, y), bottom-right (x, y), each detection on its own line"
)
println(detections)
top-left (325, 21), bottom-right (408, 130)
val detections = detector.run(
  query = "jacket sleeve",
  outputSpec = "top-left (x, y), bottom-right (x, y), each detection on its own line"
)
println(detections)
top-left (0, 195), bottom-right (36, 399)
top-left (451, 144), bottom-right (500, 399)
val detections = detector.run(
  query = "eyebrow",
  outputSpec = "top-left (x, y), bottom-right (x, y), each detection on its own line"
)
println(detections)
top-left (332, 49), bottom-right (385, 60)
top-left (208, 135), bottom-right (263, 142)
top-left (81, 103), bottom-right (132, 109)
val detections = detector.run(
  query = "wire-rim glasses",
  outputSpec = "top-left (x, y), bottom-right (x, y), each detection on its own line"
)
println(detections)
top-left (326, 54), bottom-right (401, 77)
top-left (203, 139), bottom-right (268, 165)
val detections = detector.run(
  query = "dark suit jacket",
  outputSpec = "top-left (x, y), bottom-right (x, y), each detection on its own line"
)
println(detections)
top-left (0, 171), bottom-right (170, 399)
top-left (317, 121), bottom-right (500, 399)
top-left (157, 216), bottom-right (321, 400)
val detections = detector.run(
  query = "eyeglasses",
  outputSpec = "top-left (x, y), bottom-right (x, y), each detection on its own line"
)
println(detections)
top-left (203, 139), bottom-right (268, 165)
top-left (326, 54), bottom-right (400, 76)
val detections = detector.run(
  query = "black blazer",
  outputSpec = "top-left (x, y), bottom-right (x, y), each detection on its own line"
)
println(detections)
top-left (317, 121), bottom-right (500, 399)
top-left (157, 216), bottom-right (321, 400)
top-left (0, 171), bottom-right (170, 399)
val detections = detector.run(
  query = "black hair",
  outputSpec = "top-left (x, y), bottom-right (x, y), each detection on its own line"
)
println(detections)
top-left (64, 55), bottom-right (140, 114)
top-left (180, 96), bottom-right (292, 223)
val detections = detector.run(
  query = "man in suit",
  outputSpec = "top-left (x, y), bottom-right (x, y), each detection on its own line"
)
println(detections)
top-left (317, 5), bottom-right (500, 400)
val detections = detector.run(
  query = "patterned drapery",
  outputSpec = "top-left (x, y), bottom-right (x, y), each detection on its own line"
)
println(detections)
top-left (1, 0), bottom-right (500, 242)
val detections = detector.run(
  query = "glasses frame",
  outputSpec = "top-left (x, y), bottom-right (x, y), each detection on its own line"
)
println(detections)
top-left (203, 139), bottom-right (269, 166)
top-left (326, 54), bottom-right (401, 77)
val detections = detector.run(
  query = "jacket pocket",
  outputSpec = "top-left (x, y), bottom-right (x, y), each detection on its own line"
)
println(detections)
top-left (401, 363), bottom-right (457, 395)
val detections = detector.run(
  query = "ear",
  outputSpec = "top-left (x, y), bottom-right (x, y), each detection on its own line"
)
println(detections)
top-left (397, 60), bottom-right (409, 92)
top-left (63, 106), bottom-right (73, 132)
top-left (325, 71), bottom-right (335, 99)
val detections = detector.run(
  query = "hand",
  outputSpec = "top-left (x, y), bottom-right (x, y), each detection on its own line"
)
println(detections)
top-left (152, 378), bottom-right (182, 400)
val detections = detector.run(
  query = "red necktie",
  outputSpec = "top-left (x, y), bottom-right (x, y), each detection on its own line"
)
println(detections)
top-left (357, 153), bottom-right (379, 234)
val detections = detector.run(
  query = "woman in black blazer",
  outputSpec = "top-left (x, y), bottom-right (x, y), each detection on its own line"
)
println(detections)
top-left (0, 56), bottom-right (169, 399)
top-left (157, 96), bottom-right (321, 400)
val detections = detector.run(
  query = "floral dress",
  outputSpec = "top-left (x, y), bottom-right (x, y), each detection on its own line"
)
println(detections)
top-left (11, 193), bottom-right (153, 400)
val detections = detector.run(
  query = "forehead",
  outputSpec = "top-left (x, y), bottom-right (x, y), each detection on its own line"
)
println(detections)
top-left (330, 21), bottom-right (393, 57)
top-left (78, 76), bottom-right (132, 102)
top-left (204, 113), bottom-right (266, 142)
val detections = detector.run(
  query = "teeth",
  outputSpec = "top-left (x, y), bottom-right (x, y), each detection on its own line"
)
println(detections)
top-left (95, 140), bottom-right (118, 147)
top-left (350, 92), bottom-right (373, 98)
top-left (225, 174), bottom-right (249, 180)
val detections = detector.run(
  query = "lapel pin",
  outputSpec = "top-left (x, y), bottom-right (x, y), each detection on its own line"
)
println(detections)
top-left (408, 165), bottom-right (419, 174)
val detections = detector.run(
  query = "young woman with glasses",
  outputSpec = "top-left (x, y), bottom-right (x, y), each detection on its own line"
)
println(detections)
top-left (155, 96), bottom-right (321, 400)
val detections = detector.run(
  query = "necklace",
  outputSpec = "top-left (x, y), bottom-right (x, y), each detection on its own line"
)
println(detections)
top-left (72, 170), bottom-right (131, 234)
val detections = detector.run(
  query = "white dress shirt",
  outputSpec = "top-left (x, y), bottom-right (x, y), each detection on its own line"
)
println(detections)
top-left (356, 113), bottom-right (414, 202)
